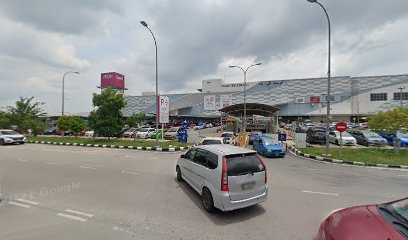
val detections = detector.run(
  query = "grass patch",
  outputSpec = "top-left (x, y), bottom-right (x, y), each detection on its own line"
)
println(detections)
top-left (299, 147), bottom-right (408, 166)
top-left (27, 136), bottom-right (190, 148)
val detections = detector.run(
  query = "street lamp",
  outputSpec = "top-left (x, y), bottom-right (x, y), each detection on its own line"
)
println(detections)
top-left (398, 86), bottom-right (405, 107)
top-left (229, 63), bottom-right (262, 133)
top-left (307, 0), bottom-right (331, 156)
top-left (140, 20), bottom-right (159, 146)
top-left (62, 71), bottom-right (80, 116)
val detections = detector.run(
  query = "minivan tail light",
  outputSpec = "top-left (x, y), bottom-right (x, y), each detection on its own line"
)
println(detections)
top-left (221, 156), bottom-right (229, 191)
top-left (256, 153), bottom-right (267, 184)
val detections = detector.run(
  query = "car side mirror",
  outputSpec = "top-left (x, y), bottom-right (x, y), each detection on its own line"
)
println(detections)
top-left (180, 154), bottom-right (186, 159)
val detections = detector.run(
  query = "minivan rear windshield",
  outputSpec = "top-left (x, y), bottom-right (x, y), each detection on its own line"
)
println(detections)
top-left (202, 140), bottom-right (222, 145)
top-left (226, 153), bottom-right (264, 176)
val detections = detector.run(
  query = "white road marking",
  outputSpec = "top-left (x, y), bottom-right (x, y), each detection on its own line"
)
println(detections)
top-left (16, 198), bottom-right (39, 205)
top-left (8, 201), bottom-right (31, 208)
top-left (17, 159), bottom-right (28, 162)
top-left (397, 174), bottom-right (408, 177)
top-left (57, 213), bottom-right (87, 222)
top-left (65, 209), bottom-right (94, 218)
top-left (302, 190), bottom-right (339, 196)
top-left (46, 162), bottom-right (58, 165)
top-left (120, 170), bottom-right (140, 175)
top-left (150, 157), bottom-right (159, 160)
top-left (80, 166), bottom-right (97, 170)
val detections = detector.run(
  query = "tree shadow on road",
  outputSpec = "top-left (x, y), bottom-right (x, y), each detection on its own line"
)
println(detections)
top-left (175, 178), bottom-right (266, 226)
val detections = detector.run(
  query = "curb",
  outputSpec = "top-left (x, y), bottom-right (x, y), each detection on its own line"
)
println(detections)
top-left (290, 146), bottom-right (408, 170)
top-left (27, 140), bottom-right (192, 152)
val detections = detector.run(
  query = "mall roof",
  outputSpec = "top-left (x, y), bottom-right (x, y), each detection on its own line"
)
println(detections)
top-left (219, 103), bottom-right (279, 117)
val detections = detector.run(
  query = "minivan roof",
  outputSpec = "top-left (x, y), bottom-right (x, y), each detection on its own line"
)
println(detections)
top-left (196, 145), bottom-right (255, 155)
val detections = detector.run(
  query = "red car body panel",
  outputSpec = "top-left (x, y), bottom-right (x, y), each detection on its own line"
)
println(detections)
top-left (317, 204), bottom-right (406, 240)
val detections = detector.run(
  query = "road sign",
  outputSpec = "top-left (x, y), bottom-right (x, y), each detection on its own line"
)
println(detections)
top-left (278, 133), bottom-right (287, 142)
top-left (335, 122), bottom-right (348, 132)
top-left (178, 130), bottom-right (188, 143)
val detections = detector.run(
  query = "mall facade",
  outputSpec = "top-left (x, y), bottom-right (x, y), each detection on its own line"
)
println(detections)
top-left (123, 74), bottom-right (408, 123)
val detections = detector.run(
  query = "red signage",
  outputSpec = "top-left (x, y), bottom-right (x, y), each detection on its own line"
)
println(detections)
top-left (310, 96), bottom-right (320, 103)
top-left (101, 72), bottom-right (125, 89)
top-left (335, 122), bottom-right (348, 133)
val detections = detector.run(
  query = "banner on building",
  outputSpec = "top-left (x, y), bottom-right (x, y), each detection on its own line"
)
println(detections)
top-left (220, 95), bottom-right (232, 108)
top-left (295, 97), bottom-right (305, 104)
top-left (310, 96), bottom-right (320, 103)
top-left (158, 96), bottom-right (169, 123)
top-left (204, 95), bottom-right (216, 111)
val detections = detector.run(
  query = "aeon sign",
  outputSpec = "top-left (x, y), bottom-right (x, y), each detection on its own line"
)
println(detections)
top-left (100, 72), bottom-right (125, 89)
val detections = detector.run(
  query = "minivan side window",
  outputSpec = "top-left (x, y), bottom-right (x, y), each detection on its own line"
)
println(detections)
top-left (207, 152), bottom-right (218, 170)
top-left (194, 149), bottom-right (208, 167)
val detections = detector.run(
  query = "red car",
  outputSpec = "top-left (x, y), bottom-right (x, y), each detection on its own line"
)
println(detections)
top-left (316, 197), bottom-right (408, 240)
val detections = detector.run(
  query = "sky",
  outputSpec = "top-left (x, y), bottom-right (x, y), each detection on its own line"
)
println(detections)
top-left (0, 0), bottom-right (407, 114)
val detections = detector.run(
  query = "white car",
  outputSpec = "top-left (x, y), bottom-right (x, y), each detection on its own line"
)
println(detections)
top-left (200, 137), bottom-right (225, 145)
top-left (176, 145), bottom-right (268, 212)
top-left (0, 129), bottom-right (26, 145)
top-left (136, 128), bottom-right (155, 139)
top-left (328, 130), bottom-right (357, 145)
top-left (220, 132), bottom-right (237, 145)
top-left (84, 130), bottom-right (94, 137)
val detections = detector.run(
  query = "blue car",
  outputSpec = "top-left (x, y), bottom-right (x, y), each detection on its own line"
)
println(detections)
top-left (253, 136), bottom-right (286, 157)
top-left (380, 131), bottom-right (408, 148)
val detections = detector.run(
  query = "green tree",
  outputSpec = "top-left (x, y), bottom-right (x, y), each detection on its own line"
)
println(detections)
top-left (7, 97), bottom-right (45, 130)
top-left (127, 113), bottom-right (146, 127)
top-left (70, 116), bottom-right (86, 136)
top-left (88, 88), bottom-right (126, 139)
top-left (368, 107), bottom-right (408, 134)
top-left (0, 111), bottom-right (12, 129)
top-left (56, 116), bottom-right (72, 132)
top-left (21, 118), bottom-right (47, 137)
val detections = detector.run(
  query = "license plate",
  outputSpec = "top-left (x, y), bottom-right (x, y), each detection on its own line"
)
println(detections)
top-left (242, 182), bottom-right (255, 190)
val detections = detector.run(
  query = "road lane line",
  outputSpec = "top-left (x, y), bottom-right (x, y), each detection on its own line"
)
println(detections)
top-left (16, 198), bottom-right (39, 205)
top-left (57, 213), bottom-right (87, 222)
top-left (8, 201), bottom-right (31, 208)
top-left (17, 159), bottom-right (28, 162)
top-left (46, 162), bottom-right (58, 165)
top-left (65, 209), bottom-right (94, 218)
top-left (80, 166), bottom-right (97, 170)
top-left (302, 190), bottom-right (339, 196)
top-left (120, 170), bottom-right (140, 175)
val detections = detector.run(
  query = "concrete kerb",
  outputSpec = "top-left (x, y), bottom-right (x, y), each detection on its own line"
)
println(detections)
top-left (290, 146), bottom-right (407, 169)
top-left (26, 140), bottom-right (192, 152)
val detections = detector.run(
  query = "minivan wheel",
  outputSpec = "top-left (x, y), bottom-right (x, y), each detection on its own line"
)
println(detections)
top-left (202, 188), bottom-right (215, 213)
top-left (176, 166), bottom-right (183, 182)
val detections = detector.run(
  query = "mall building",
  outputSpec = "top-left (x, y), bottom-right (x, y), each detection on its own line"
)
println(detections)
top-left (123, 74), bottom-right (408, 124)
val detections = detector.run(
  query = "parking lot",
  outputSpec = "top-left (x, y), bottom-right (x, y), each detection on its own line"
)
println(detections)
top-left (1, 144), bottom-right (407, 239)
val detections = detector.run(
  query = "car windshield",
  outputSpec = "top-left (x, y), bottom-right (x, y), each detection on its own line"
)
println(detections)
top-left (221, 133), bottom-right (233, 138)
top-left (397, 131), bottom-right (408, 138)
top-left (363, 131), bottom-right (380, 138)
top-left (391, 198), bottom-right (408, 222)
top-left (169, 128), bottom-right (178, 132)
top-left (336, 131), bottom-right (352, 137)
top-left (0, 130), bottom-right (19, 135)
top-left (202, 140), bottom-right (222, 145)
top-left (263, 138), bottom-right (278, 146)
top-left (226, 153), bottom-right (264, 176)
top-left (139, 128), bottom-right (149, 132)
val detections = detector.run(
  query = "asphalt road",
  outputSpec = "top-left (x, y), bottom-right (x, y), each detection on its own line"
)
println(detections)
top-left (0, 144), bottom-right (407, 240)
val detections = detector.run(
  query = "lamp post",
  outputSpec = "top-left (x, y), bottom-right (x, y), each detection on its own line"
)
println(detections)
top-left (62, 71), bottom-right (80, 116)
top-left (307, 0), bottom-right (331, 156)
top-left (398, 86), bottom-right (405, 107)
top-left (229, 63), bottom-right (262, 133)
top-left (140, 21), bottom-right (159, 146)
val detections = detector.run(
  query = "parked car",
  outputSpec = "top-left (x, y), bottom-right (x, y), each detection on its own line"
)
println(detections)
top-left (136, 128), bottom-right (155, 139)
top-left (220, 132), bottom-right (237, 145)
top-left (164, 127), bottom-right (181, 140)
top-left (380, 131), bottom-right (408, 148)
top-left (200, 137), bottom-right (225, 145)
top-left (176, 145), bottom-right (268, 212)
top-left (123, 128), bottom-right (138, 138)
top-left (249, 131), bottom-right (263, 145)
top-left (306, 127), bottom-right (327, 144)
top-left (359, 122), bottom-right (369, 129)
top-left (149, 129), bottom-right (166, 139)
top-left (328, 130), bottom-right (357, 145)
top-left (55, 129), bottom-right (73, 136)
top-left (43, 127), bottom-right (57, 135)
top-left (348, 130), bottom-right (387, 146)
top-left (253, 136), bottom-right (285, 157)
top-left (84, 130), bottom-right (94, 137)
top-left (0, 129), bottom-right (26, 145)
top-left (315, 197), bottom-right (408, 240)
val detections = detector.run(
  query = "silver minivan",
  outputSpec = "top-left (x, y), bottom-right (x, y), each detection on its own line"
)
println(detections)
top-left (176, 145), bottom-right (268, 212)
